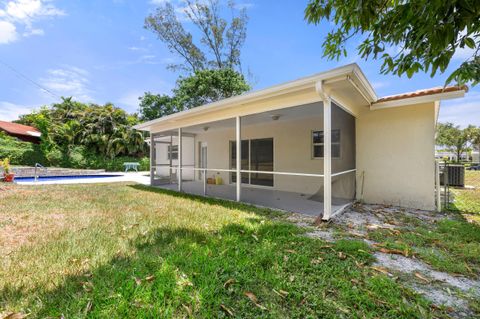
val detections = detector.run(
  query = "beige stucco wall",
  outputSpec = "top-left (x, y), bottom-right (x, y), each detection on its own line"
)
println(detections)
top-left (192, 103), bottom-right (356, 197)
top-left (356, 102), bottom-right (436, 210)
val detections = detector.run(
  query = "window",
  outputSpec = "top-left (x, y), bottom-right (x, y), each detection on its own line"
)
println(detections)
top-left (168, 145), bottom-right (178, 160)
top-left (230, 138), bottom-right (274, 186)
top-left (312, 129), bottom-right (340, 158)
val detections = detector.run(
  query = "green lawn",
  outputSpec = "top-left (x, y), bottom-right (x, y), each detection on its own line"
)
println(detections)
top-left (449, 170), bottom-right (480, 222)
top-left (0, 183), bottom-right (452, 318)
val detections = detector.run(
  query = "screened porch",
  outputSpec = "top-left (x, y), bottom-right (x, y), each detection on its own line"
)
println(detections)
top-left (149, 101), bottom-right (357, 220)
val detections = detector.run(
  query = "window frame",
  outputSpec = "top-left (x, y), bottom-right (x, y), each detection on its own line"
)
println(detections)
top-left (312, 129), bottom-right (341, 159)
top-left (167, 145), bottom-right (178, 160)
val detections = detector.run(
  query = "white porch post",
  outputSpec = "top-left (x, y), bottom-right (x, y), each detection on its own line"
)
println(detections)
top-left (322, 96), bottom-right (332, 220)
top-left (236, 116), bottom-right (241, 202)
top-left (150, 133), bottom-right (154, 186)
top-left (178, 128), bottom-right (182, 192)
top-left (436, 160), bottom-right (441, 212)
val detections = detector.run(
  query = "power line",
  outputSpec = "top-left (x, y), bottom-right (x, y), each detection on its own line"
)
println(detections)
top-left (0, 58), bottom-right (60, 99)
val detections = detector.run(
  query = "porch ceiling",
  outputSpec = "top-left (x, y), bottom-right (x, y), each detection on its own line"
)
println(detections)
top-left (175, 102), bottom-right (324, 134)
top-left (135, 63), bottom-right (376, 134)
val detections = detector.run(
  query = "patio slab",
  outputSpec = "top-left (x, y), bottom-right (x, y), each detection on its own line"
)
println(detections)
top-left (156, 181), bottom-right (351, 217)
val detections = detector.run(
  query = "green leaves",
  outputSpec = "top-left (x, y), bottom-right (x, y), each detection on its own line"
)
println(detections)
top-left (305, 0), bottom-right (480, 85)
top-left (436, 122), bottom-right (479, 162)
top-left (16, 98), bottom-right (148, 164)
top-left (145, 0), bottom-right (248, 74)
top-left (139, 68), bottom-right (250, 121)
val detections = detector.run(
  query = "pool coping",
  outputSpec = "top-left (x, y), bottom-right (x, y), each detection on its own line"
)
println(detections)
top-left (14, 172), bottom-right (150, 185)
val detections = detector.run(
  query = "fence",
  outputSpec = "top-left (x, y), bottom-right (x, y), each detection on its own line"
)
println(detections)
top-left (438, 161), bottom-right (480, 211)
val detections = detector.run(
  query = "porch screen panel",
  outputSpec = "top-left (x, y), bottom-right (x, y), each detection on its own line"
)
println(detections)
top-left (331, 102), bottom-right (356, 202)
top-left (230, 140), bottom-right (249, 183)
top-left (250, 138), bottom-right (273, 186)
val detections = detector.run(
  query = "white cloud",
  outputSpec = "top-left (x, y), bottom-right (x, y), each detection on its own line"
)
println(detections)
top-left (150, 0), bottom-right (169, 4)
top-left (453, 46), bottom-right (475, 60)
top-left (2, 0), bottom-right (65, 20)
top-left (0, 101), bottom-right (35, 121)
top-left (371, 81), bottom-right (390, 90)
top-left (115, 91), bottom-right (143, 113)
top-left (439, 90), bottom-right (480, 127)
top-left (0, 20), bottom-right (17, 43)
top-left (128, 46), bottom-right (147, 52)
top-left (0, 0), bottom-right (64, 44)
top-left (234, 2), bottom-right (254, 10)
top-left (39, 66), bottom-right (94, 101)
top-left (23, 27), bottom-right (43, 36)
top-left (452, 29), bottom-right (476, 61)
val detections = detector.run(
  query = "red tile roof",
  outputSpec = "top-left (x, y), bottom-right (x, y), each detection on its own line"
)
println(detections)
top-left (0, 120), bottom-right (41, 137)
top-left (374, 85), bottom-right (468, 104)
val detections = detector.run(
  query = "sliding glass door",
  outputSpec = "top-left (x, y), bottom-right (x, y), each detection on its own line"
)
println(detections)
top-left (230, 138), bottom-right (274, 186)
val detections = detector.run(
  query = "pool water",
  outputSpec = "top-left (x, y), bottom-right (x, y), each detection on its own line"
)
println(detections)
top-left (15, 174), bottom-right (122, 183)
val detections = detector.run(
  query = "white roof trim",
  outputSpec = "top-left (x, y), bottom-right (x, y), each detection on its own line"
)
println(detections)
top-left (26, 131), bottom-right (41, 137)
top-left (134, 63), bottom-right (376, 131)
top-left (370, 90), bottom-right (466, 110)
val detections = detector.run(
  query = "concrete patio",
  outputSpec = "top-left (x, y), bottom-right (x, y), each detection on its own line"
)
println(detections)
top-left (156, 181), bottom-right (352, 217)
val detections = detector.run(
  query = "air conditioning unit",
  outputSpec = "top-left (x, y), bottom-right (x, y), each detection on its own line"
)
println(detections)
top-left (441, 165), bottom-right (465, 187)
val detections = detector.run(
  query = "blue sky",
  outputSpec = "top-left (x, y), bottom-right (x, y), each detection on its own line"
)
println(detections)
top-left (0, 0), bottom-right (478, 126)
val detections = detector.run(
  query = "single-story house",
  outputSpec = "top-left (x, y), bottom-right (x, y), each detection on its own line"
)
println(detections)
top-left (472, 151), bottom-right (479, 164)
top-left (134, 63), bottom-right (467, 220)
top-left (0, 120), bottom-right (41, 144)
top-left (435, 150), bottom-right (470, 162)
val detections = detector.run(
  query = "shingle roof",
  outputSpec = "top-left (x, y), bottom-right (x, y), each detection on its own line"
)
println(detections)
top-left (374, 85), bottom-right (468, 104)
top-left (0, 120), bottom-right (41, 137)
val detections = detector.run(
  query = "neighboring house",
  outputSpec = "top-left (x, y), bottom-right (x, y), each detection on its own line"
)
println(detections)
top-left (435, 151), bottom-right (469, 162)
top-left (134, 64), bottom-right (467, 220)
top-left (473, 151), bottom-right (479, 164)
top-left (0, 120), bottom-right (41, 144)
top-left (435, 150), bottom-right (480, 163)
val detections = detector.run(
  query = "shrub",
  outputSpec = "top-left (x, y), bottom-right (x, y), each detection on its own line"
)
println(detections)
top-left (0, 132), bottom-right (149, 171)
top-left (0, 134), bottom-right (46, 166)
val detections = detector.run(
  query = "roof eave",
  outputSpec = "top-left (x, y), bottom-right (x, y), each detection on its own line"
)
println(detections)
top-left (134, 63), bottom-right (377, 131)
top-left (370, 89), bottom-right (466, 110)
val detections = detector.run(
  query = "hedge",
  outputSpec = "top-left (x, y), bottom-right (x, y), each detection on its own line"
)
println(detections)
top-left (0, 136), bottom-right (149, 172)
top-left (0, 137), bottom-right (46, 166)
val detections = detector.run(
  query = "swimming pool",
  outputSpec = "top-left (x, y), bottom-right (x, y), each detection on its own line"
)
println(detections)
top-left (15, 174), bottom-right (123, 183)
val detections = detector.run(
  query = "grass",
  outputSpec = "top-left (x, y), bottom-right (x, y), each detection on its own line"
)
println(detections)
top-left (0, 183), bottom-right (447, 318)
top-left (449, 171), bottom-right (480, 222)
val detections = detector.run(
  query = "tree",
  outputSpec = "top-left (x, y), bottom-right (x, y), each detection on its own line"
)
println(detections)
top-left (470, 126), bottom-right (480, 153)
top-left (145, 0), bottom-right (248, 73)
top-left (138, 93), bottom-right (177, 122)
top-left (436, 122), bottom-right (475, 161)
top-left (17, 98), bottom-right (147, 161)
top-left (138, 68), bottom-right (250, 121)
top-left (305, 0), bottom-right (480, 85)
top-left (173, 68), bottom-right (250, 109)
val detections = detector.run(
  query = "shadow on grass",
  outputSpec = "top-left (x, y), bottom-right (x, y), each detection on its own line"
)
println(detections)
top-left (128, 184), bottom-right (288, 219)
top-left (0, 214), bottom-right (447, 318)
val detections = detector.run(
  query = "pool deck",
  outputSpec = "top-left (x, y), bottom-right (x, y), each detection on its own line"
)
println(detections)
top-left (15, 172), bottom-right (151, 185)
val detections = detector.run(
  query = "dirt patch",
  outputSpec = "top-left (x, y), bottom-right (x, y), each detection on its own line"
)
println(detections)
top-left (285, 203), bottom-right (480, 316)
top-left (305, 228), bottom-right (336, 242)
top-left (374, 252), bottom-right (479, 318)
top-left (374, 252), bottom-right (480, 295)
top-left (0, 213), bottom-right (67, 255)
